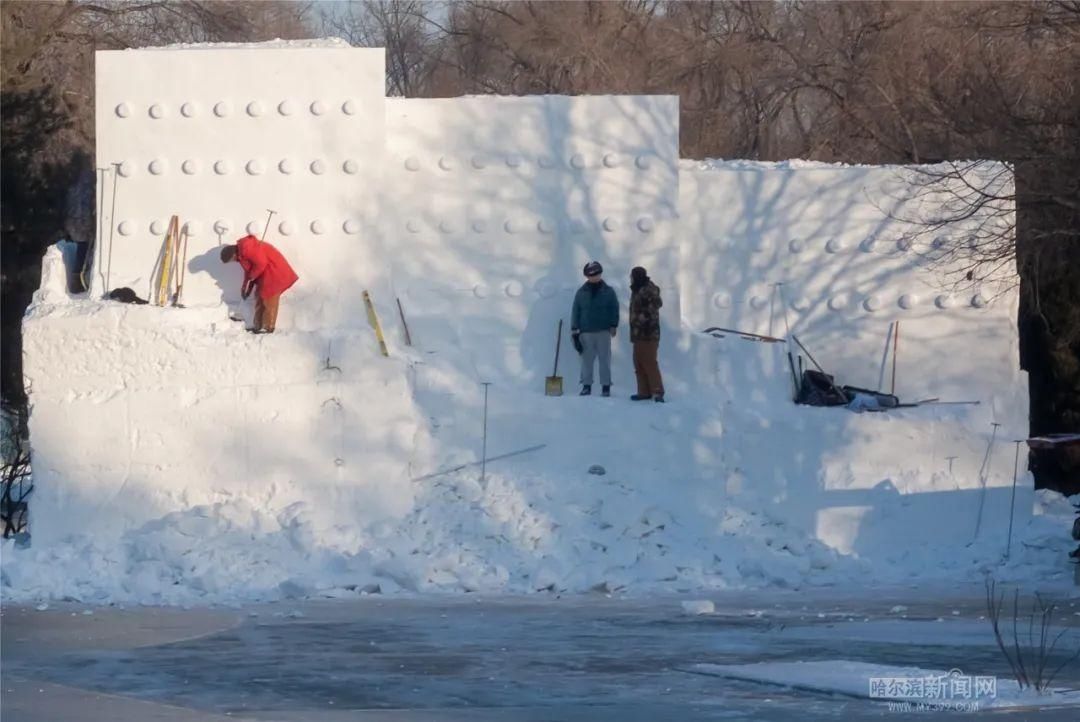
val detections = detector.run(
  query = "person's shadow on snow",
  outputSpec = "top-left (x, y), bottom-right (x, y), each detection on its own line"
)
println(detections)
top-left (188, 247), bottom-right (248, 319)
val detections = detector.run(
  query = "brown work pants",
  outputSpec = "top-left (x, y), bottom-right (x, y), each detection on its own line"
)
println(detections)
top-left (632, 339), bottom-right (664, 397)
top-left (254, 293), bottom-right (281, 332)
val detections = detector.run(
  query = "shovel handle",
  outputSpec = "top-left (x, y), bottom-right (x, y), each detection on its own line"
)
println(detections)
top-left (553, 319), bottom-right (563, 376)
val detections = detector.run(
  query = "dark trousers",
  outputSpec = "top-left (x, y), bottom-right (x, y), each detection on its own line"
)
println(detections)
top-left (633, 339), bottom-right (664, 397)
top-left (254, 293), bottom-right (281, 332)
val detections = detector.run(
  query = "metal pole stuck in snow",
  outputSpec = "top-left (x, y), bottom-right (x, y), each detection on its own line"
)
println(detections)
top-left (1005, 440), bottom-right (1024, 560)
top-left (480, 382), bottom-right (492, 484)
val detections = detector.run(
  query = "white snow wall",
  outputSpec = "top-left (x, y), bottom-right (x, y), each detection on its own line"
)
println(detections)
top-left (24, 43), bottom-right (1027, 547)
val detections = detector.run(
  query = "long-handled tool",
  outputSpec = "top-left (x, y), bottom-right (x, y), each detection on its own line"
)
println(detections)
top-left (363, 290), bottom-right (390, 357)
top-left (1004, 440), bottom-right (1024, 560)
top-left (396, 297), bottom-right (413, 346)
top-left (972, 421), bottom-right (1001, 542)
top-left (260, 209), bottom-right (277, 242)
top-left (172, 222), bottom-right (190, 307)
top-left (546, 319), bottom-right (565, 396)
top-left (890, 320), bottom-right (900, 395)
top-left (703, 327), bottom-right (784, 343)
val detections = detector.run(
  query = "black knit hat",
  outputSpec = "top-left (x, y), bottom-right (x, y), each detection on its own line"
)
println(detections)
top-left (631, 266), bottom-right (648, 283)
top-left (583, 261), bottom-right (603, 277)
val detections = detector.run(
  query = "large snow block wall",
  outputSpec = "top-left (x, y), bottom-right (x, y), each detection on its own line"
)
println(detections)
top-left (94, 42), bottom-right (386, 329)
top-left (383, 95), bottom-right (680, 383)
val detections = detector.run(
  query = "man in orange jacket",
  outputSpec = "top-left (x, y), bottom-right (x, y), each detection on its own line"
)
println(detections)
top-left (220, 234), bottom-right (298, 333)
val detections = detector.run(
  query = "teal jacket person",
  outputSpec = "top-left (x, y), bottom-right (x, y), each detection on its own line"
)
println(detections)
top-left (571, 274), bottom-right (619, 333)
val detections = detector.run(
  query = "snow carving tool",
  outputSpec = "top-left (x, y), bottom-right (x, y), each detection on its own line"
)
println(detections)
top-left (545, 319), bottom-right (565, 396)
top-left (260, 209), bottom-right (277, 242)
top-left (172, 221), bottom-right (191, 307)
top-left (703, 327), bottom-right (784, 343)
top-left (155, 215), bottom-right (180, 306)
top-left (363, 290), bottom-right (390, 357)
top-left (971, 421), bottom-right (1001, 542)
top-left (396, 297), bottom-right (413, 346)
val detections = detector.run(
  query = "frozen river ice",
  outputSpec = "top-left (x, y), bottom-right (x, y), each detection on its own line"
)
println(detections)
top-left (3, 583), bottom-right (1079, 721)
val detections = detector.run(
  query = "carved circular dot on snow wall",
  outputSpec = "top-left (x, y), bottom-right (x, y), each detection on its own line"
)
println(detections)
top-left (148, 159), bottom-right (166, 175)
top-left (569, 220), bottom-right (587, 235)
top-left (342, 100), bottom-right (357, 115)
top-left (310, 101), bottom-right (326, 116)
top-left (935, 294), bottom-right (954, 309)
top-left (826, 239), bottom-right (844, 253)
top-left (277, 100), bottom-right (294, 116)
top-left (310, 220), bottom-right (326, 235)
top-left (792, 297), bottom-right (811, 312)
top-left (788, 239), bottom-right (805, 254)
top-left (342, 160), bottom-right (359, 174)
top-left (181, 159), bottom-right (199, 175)
top-left (505, 154), bottom-right (522, 168)
top-left (246, 101), bottom-right (264, 117)
top-left (439, 220), bottom-right (455, 234)
top-left (896, 237), bottom-right (914, 252)
top-left (860, 238), bottom-right (877, 252)
top-left (214, 220), bottom-right (231, 235)
top-left (971, 293), bottom-right (988, 308)
top-left (898, 294), bottom-right (919, 309)
top-left (570, 154), bottom-right (586, 170)
top-left (749, 295), bottom-right (769, 310)
top-left (537, 156), bottom-right (556, 169)
top-left (278, 220), bottom-right (294, 236)
top-left (863, 295), bottom-right (882, 312)
top-left (473, 284), bottom-right (489, 299)
top-left (438, 156), bottom-right (455, 171)
top-left (405, 219), bottom-right (421, 233)
top-left (150, 219), bottom-right (167, 235)
top-left (117, 220), bottom-right (134, 236)
top-left (246, 221), bottom-right (260, 235)
top-left (149, 104), bottom-right (166, 119)
top-left (932, 236), bottom-right (949, 250)
top-left (471, 155), bottom-right (487, 170)
top-left (310, 160), bottom-right (326, 175)
top-left (214, 160), bottom-right (231, 175)
top-left (344, 219), bottom-right (362, 235)
top-left (637, 217), bottom-right (654, 233)
top-left (504, 219), bottom-right (518, 234)
top-left (246, 160), bottom-right (264, 175)
top-left (602, 218), bottom-right (619, 232)
top-left (472, 220), bottom-right (487, 233)
top-left (115, 103), bottom-right (130, 118)
top-left (505, 281), bottom-right (524, 298)
top-left (117, 161), bottom-right (133, 178)
top-left (635, 155), bottom-right (652, 170)
top-left (537, 219), bottom-right (553, 234)
top-left (181, 102), bottom-right (197, 118)
top-left (537, 282), bottom-right (557, 298)
top-left (603, 154), bottom-right (620, 168)
top-left (185, 221), bottom-right (201, 236)
top-left (713, 292), bottom-right (732, 309)
top-left (828, 295), bottom-right (848, 311)
top-left (278, 159), bottom-right (294, 174)
top-left (213, 101), bottom-right (230, 117)
top-left (404, 157), bottom-right (420, 171)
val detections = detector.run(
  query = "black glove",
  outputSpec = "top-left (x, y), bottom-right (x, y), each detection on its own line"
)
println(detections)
top-left (610, 327), bottom-right (617, 338)
top-left (572, 331), bottom-right (583, 354)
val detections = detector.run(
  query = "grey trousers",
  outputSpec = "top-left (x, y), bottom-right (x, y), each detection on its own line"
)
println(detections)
top-left (579, 330), bottom-right (612, 386)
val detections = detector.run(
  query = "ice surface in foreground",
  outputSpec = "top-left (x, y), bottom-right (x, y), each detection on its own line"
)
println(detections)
top-left (690, 660), bottom-right (1080, 709)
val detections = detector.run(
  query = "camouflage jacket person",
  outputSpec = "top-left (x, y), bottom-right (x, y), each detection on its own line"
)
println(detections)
top-left (629, 279), bottom-right (663, 342)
